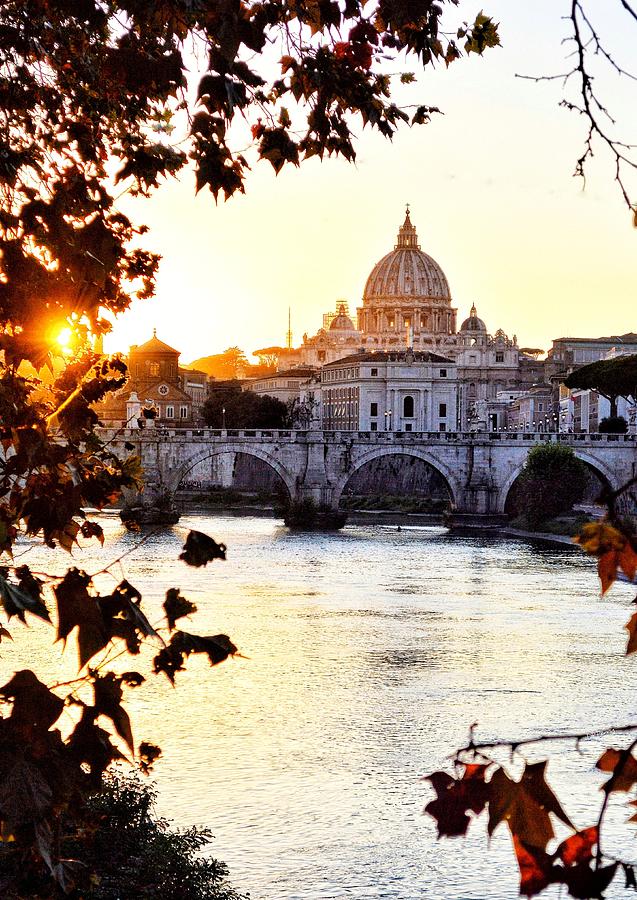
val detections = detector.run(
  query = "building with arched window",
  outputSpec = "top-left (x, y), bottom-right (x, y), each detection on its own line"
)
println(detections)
top-left (321, 349), bottom-right (458, 432)
top-left (96, 331), bottom-right (198, 427)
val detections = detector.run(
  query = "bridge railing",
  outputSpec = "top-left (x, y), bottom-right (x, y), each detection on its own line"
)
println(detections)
top-left (97, 427), bottom-right (636, 444)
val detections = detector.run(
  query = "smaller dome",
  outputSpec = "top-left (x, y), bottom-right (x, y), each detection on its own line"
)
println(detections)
top-left (460, 304), bottom-right (486, 333)
top-left (330, 310), bottom-right (355, 331)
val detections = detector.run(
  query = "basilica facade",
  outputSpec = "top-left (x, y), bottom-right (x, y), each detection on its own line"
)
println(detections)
top-left (257, 208), bottom-right (541, 431)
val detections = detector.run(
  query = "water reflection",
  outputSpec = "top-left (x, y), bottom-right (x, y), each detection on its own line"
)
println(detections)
top-left (3, 513), bottom-right (635, 898)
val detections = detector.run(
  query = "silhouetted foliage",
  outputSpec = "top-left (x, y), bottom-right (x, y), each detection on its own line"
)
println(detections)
top-left (514, 443), bottom-right (588, 530)
top-left (278, 497), bottom-right (347, 530)
top-left (0, 1), bottom-right (631, 895)
top-left (0, 772), bottom-right (245, 899)
top-left (203, 384), bottom-right (287, 428)
top-left (599, 415), bottom-right (628, 434)
top-left (4, 1), bottom-right (500, 884)
top-left (565, 355), bottom-right (637, 418)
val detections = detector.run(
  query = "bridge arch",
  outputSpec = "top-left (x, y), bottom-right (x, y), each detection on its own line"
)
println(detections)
top-left (497, 448), bottom-right (621, 515)
top-left (332, 446), bottom-right (460, 508)
top-left (165, 443), bottom-right (297, 498)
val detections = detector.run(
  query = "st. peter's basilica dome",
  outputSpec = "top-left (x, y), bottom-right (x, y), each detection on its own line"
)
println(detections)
top-left (362, 208), bottom-right (451, 304)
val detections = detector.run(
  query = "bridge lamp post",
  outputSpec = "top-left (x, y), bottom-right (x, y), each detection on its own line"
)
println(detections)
top-left (222, 407), bottom-right (226, 430)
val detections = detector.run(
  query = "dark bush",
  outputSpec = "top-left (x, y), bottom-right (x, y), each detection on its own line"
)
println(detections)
top-left (598, 415), bottom-right (628, 433)
top-left (515, 443), bottom-right (588, 530)
top-left (0, 773), bottom-right (245, 900)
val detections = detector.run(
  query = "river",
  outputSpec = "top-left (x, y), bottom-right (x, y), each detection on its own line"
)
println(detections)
top-left (4, 512), bottom-right (637, 899)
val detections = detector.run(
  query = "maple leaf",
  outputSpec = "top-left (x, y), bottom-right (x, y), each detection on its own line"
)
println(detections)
top-left (164, 587), bottom-right (197, 631)
top-left (179, 531), bottom-right (226, 567)
top-left (488, 761), bottom-right (573, 850)
top-left (92, 672), bottom-right (134, 751)
top-left (563, 861), bottom-right (618, 899)
top-left (557, 826), bottom-right (598, 867)
top-left (138, 741), bottom-right (162, 774)
top-left (625, 611), bottom-right (637, 654)
top-left (55, 569), bottom-right (109, 670)
top-left (596, 748), bottom-right (637, 793)
top-left (574, 522), bottom-right (637, 594)
top-left (424, 764), bottom-right (490, 837)
top-left (101, 580), bottom-right (158, 639)
top-left (0, 570), bottom-right (49, 623)
top-left (80, 520), bottom-right (104, 546)
top-left (0, 670), bottom-right (64, 737)
top-left (67, 708), bottom-right (125, 782)
top-left (513, 836), bottom-right (557, 897)
top-left (153, 630), bottom-right (238, 683)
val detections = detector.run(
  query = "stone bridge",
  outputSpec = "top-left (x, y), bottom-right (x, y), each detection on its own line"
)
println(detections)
top-left (98, 427), bottom-right (637, 523)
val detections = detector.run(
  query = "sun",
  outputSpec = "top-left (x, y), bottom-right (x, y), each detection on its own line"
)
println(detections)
top-left (55, 327), bottom-right (74, 356)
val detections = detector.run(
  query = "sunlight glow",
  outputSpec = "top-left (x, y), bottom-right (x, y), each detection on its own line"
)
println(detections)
top-left (55, 327), bottom-right (74, 356)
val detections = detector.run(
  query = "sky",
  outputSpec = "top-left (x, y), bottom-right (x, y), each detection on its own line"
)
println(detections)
top-left (105, 0), bottom-right (636, 364)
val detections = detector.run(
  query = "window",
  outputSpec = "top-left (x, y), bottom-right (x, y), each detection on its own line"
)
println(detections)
top-left (149, 361), bottom-right (160, 377)
top-left (166, 406), bottom-right (174, 418)
top-left (405, 423), bottom-right (412, 432)
top-left (318, 350), bottom-right (326, 362)
top-left (538, 403), bottom-right (543, 412)
top-left (370, 402), bottom-right (378, 416)
top-left (371, 368), bottom-right (378, 377)
top-left (370, 421), bottom-right (378, 431)
top-left (439, 369), bottom-right (447, 378)
top-left (403, 395), bottom-right (414, 417)
top-left (439, 422), bottom-right (447, 432)
top-left (180, 406), bottom-right (188, 418)
top-left (495, 352), bottom-right (504, 363)
top-left (439, 403), bottom-right (447, 417)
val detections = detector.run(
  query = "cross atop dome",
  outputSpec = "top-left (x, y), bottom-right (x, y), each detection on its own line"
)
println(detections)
top-left (396, 205), bottom-right (420, 250)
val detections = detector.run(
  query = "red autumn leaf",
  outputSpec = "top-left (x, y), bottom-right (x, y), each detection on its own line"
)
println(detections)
top-left (334, 41), bottom-right (350, 59)
top-left (80, 520), bottom-right (104, 546)
top-left (557, 826), bottom-right (598, 866)
top-left (488, 761), bottom-right (573, 850)
top-left (619, 541), bottom-right (637, 582)
top-left (598, 550), bottom-right (618, 595)
top-left (513, 836), bottom-right (557, 897)
top-left (424, 763), bottom-right (490, 837)
top-left (625, 611), bottom-right (637, 654)
top-left (251, 119), bottom-right (265, 140)
top-left (596, 748), bottom-right (637, 793)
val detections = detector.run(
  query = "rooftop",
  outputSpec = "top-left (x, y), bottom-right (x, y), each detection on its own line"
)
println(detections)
top-left (323, 350), bottom-right (454, 366)
top-left (553, 333), bottom-right (637, 345)
top-left (131, 329), bottom-right (180, 356)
